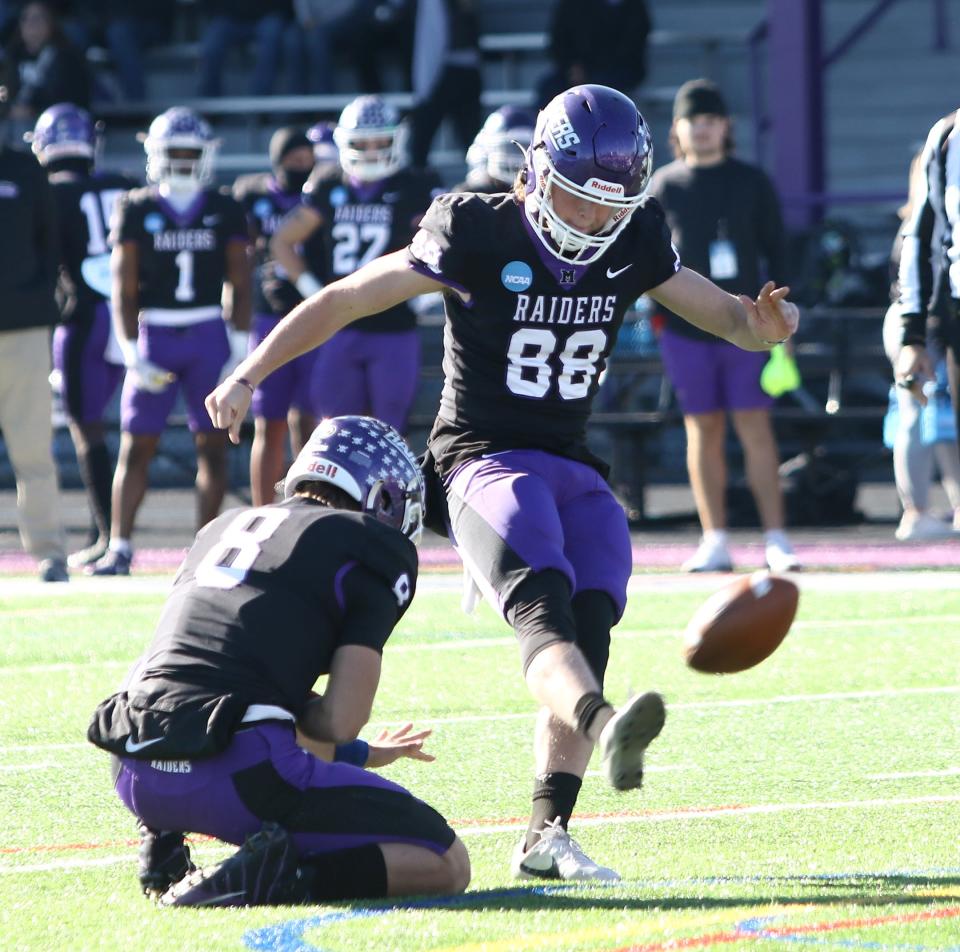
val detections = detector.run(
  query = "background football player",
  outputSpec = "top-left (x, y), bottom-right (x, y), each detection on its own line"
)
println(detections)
top-left (270, 95), bottom-right (441, 433)
top-left (90, 107), bottom-right (251, 575)
top-left (209, 84), bottom-right (799, 883)
top-left (233, 125), bottom-right (321, 506)
top-left (88, 416), bottom-right (469, 907)
top-left (456, 105), bottom-right (536, 194)
top-left (27, 103), bottom-right (139, 568)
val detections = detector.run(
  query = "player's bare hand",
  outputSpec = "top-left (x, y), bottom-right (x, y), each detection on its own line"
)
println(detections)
top-left (894, 343), bottom-right (933, 407)
top-left (205, 378), bottom-right (252, 444)
top-left (739, 281), bottom-right (800, 348)
top-left (366, 722), bottom-right (435, 768)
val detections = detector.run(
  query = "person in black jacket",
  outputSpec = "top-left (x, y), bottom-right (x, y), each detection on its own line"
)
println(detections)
top-left (536, 0), bottom-right (651, 108)
top-left (0, 135), bottom-right (69, 581)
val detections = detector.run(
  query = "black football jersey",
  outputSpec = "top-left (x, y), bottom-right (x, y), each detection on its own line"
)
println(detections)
top-left (407, 192), bottom-right (681, 478)
top-left (50, 170), bottom-right (138, 322)
top-left (110, 186), bottom-right (248, 312)
top-left (87, 499), bottom-right (417, 760)
top-left (233, 172), bottom-right (317, 317)
top-left (302, 166), bottom-right (442, 332)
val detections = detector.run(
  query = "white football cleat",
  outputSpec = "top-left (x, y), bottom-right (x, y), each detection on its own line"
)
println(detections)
top-left (764, 536), bottom-right (801, 572)
top-left (599, 691), bottom-right (666, 791)
top-left (511, 818), bottom-right (620, 882)
top-left (682, 538), bottom-right (733, 573)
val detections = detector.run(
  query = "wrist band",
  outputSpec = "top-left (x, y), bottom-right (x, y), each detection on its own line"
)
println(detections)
top-left (334, 739), bottom-right (369, 767)
top-left (234, 376), bottom-right (255, 395)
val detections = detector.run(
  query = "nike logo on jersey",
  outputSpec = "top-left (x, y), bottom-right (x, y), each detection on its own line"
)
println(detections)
top-left (606, 264), bottom-right (633, 278)
top-left (202, 215), bottom-right (220, 226)
top-left (125, 736), bottom-right (164, 753)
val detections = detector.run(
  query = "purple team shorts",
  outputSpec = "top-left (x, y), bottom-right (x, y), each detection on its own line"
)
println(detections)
top-left (114, 722), bottom-right (455, 857)
top-left (658, 328), bottom-right (773, 416)
top-left (310, 328), bottom-right (419, 432)
top-left (446, 449), bottom-right (633, 619)
top-left (120, 318), bottom-right (230, 435)
top-left (250, 313), bottom-right (318, 420)
top-left (52, 301), bottom-right (124, 424)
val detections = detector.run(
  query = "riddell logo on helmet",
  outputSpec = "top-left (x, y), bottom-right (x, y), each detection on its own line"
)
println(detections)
top-left (585, 178), bottom-right (625, 196)
top-left (306, 460), bottom-right (338, 478)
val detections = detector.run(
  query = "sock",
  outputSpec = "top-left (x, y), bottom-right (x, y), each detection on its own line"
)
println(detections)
top-left (573, 690), bottom-right (612, 740)
top-left (109, 538), bottom-right (132, 556)
top-left (764, 529), bottom-right (789, 548)
top-left (297, 844), bottom-right (387, 901)
top-left (77, 442), bottom-right (113, 539)
top-left (703, 529), bottom-right (728, 547)
top-left (525, 772), bottom-right (583, 851)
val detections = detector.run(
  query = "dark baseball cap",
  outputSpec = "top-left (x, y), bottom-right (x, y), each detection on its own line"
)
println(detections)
top-left (673, 79), bottom-right (729, 120)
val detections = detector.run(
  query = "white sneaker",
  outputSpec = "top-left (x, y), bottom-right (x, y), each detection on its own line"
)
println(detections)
top-left (682, 538), bottom-right (733, 573)
top-left (598, 691), bottom-right (666, 791)
top-left (895, 511), bottom-right (957, 542)
top-left (511, 819), bottom-right (620, 882)
top-left (764, 537), bottom-right (801, 572)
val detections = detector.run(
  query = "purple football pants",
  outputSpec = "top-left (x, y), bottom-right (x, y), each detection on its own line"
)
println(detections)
top-left (310, 328), bottom-right (419, 432)
top-left (250, 313), bottom-right (318, 420)
top-left (121, 318), bottom-right (229, 434)
top-left (52, 302), bottom-right (124, 424)
top-left (115, 722), bottom-right (455, 856)
top-left (446, 449), bottom-right (633, 619)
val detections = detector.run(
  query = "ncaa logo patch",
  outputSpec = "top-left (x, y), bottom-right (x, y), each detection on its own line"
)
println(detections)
top-left (253, 197), bottom-right (273, 218)
top-left (144, 212), bottom-right (165, 233)
top-left (501, 261), bottom-right (533, 293)
top-left (329, 187), bottom-right (348, 208)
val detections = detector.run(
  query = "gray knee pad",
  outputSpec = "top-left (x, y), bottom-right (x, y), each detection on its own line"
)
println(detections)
top-left (504, 569), bottom-right (577, 676)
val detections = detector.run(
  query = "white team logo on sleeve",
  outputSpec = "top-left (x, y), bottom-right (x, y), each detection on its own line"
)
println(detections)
top-left (411, 229), bottom-right (443, 274)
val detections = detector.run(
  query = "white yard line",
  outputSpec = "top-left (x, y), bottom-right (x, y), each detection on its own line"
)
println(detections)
top-left (2, 793), bottom-right (958, 876)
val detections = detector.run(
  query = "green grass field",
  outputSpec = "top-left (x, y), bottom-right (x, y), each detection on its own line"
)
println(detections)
top-left (1, 572), bottom-right (959, 951)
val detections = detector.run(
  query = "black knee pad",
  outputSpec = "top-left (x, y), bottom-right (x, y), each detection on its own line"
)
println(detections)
top-left (571, 589), bottom-right (616, 687)
top-left (504, 569), bottom-right (577, 676)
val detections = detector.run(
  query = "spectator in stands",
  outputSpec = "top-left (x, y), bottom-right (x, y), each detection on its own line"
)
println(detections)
top-left (95, 2), bottom-right (175, 102)
top-left (197, 0), bottom-right (296, 98)
top-left (409, 0), bottom-right (481, 168)
top-left (0, 1), bottom-right (90, 121)
top-left (887, 148), bottom-right (960, 539)
top-left (647, 79), bottom-right (799, 573)
top-left (0, 124), bottom-right (69, 581)
top-left (455, 105), bottom-right (536, 193)
top-left (536, 0), bottom-right (651, 108)
top-left (233, 126), bottom-right (320, 506)
top-left (271, 95), bottom-right (440, 434)
top-left (89, 107), bottom-right (251, 577)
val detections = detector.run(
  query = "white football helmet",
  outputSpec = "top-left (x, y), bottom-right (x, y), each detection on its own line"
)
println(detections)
top-left (333, 96), bottom-right (408, 182)
top-left (144, 107), bottom-right (217, 190)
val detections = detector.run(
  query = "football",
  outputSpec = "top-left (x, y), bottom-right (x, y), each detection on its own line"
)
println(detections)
top-left (683, 572), bottom-right (799, 674)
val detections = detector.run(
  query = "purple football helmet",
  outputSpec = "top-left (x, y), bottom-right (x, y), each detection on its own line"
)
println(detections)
top-left (333, 95), bottom-right (407, 182)
top-left (524, 85), bottom-right (653, 265)
top-left (144, 107), bottom-right (217, 189)
top-left (306, 121), bottom-right (340, 173)
top-left (283, 416), bottom-right (425, 542)
top-left (466, 106), bottom-right (536, 187)
top-left (27, 102), bottom-right (96, 165)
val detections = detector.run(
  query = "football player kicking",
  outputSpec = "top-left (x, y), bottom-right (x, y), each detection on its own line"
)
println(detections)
top-left (270, 95), bottom-right (441, 433)
top-left (27, 104), bottom-right (139, 569)
top-left (90, 107), bottom-right (252, 576)
top-left (207, 84), bottom-right (799, 882)
top-left (232, 126), bottom-right (320, 505)
top-left (88, 416), bottom-right (470, 906)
